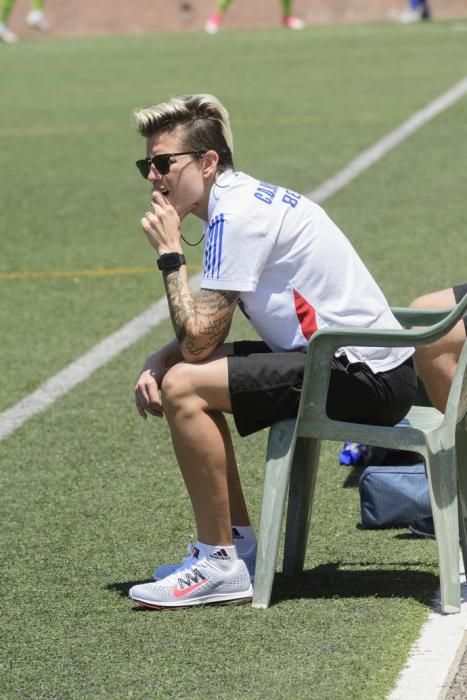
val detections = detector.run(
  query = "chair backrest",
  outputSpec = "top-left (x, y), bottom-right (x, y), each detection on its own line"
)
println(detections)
top-left (298, 292), bottom-right (467, 427)
top-left (445, 339), bottom-right (467, 426)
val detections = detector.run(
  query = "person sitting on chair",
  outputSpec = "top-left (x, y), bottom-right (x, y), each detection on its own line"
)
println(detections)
top-left (128, 93), bottom-right (416, 610)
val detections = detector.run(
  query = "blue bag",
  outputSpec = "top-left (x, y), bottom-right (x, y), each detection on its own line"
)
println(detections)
top-left (358, 464), bottom-right (432, 528)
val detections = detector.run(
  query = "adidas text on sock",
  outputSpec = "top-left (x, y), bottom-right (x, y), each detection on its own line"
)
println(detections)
top-left (232, 525), bottom-right (257, 552)
top-left (202, 543), bottom-right (237, 571)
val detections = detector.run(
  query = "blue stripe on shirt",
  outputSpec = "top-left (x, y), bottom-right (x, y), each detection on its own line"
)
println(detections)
top-left (204, 214), bottom-right (225, 279)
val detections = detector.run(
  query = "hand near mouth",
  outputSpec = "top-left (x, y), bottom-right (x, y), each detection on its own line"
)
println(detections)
top-left (141, 191), bottom-right (184, 255)
top-left (151, 190), bottom-right (197, 221)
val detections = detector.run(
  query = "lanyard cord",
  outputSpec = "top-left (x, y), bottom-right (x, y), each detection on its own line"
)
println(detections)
top-left (181, 232), bottom-right (205, 246)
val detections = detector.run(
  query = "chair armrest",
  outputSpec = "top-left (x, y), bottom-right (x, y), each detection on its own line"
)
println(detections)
top-left (391, 306), bottom-right (453, 326)
top-left (311, 290), bottom-right (467, 354)
top-left (301, 292), bottom-right (467, 420)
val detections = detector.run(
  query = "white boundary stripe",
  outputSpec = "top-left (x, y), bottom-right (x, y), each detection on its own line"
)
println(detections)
top-left (1, 76), bottom-right (467, 441)
top-left (308, 76), bottom-right (467, 203)
top-left (0, 276), bottom-right (201, 440)
top-left (388, 567), bottom-right (467, 700)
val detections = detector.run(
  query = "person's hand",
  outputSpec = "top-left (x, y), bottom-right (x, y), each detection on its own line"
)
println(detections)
top-left (140, 192), bottom-right (193, 254)
top-left (134, 368), bottom-right (164, 419)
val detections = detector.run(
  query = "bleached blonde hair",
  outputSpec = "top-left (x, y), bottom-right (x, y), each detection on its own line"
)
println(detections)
top-left (132, 94), bottom-right (234, 172)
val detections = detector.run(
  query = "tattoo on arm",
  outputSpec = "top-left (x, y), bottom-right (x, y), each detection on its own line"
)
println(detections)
top-left (163, 271), bottom-right (194, 343)
top-left (196, 288), bottom-right (240, 311)
top-left (163, 273), bottom-right (239, 356)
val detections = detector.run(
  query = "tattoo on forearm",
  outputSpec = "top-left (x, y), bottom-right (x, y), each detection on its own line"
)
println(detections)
top-left (163, 270), bottom-right (194, 342)
top-left (163, 273), bottom-right (239, 355)
top-left (199, 314), bottom-right (231, 335)
top-left (196, 289), bottom-right (239, 311)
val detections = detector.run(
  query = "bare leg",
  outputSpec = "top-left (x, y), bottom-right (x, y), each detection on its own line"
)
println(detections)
top-left (410, 288), bottom-right (465, 412)
top-left (161, 357), bottom-right (250, 546)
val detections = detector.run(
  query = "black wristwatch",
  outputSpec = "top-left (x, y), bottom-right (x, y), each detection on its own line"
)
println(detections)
top-left (156, 252), bottom-right (186, 272)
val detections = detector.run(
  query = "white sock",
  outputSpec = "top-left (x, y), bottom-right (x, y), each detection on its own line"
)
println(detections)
top-left (232, 525), bottom-right (257, 553)
top-left (201, 542), bottom-right (238, 572)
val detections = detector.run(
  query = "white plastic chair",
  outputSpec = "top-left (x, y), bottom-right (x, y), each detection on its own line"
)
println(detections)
top-left (252, 293), bottom-right (467, 614)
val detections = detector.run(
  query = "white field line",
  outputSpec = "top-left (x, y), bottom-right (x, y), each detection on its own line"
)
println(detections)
top-left (388, 565), bottom-right (467, 700)
top-left (308, 75), bottom-right (467, 203)
top-left (0, 281), bottom-right (206, 441)
top-left (1, 76), bottom-right (467, 441)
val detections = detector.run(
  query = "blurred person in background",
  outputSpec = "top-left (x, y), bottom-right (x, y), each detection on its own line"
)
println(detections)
top-left (205, 0), bottom-right (305, 33)
top-left (402, 282), bottom-right (466, 540)
top-left (410, 284), bottom-right (467, 413)
top-left (0, 0), bottom-right (47, 43)
top-left (399, 0), bottom-right (431, 23)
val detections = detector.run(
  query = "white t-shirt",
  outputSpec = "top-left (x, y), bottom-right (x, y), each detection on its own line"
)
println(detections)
top-left (201, 170), bottom-right (413, 373)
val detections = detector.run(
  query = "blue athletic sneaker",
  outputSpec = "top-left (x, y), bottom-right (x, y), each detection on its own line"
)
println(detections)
top-left (408, 517), bottom-right (435, 538)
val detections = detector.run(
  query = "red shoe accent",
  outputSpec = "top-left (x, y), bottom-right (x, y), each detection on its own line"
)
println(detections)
top-left (172, 578), bottom-right (210, 598)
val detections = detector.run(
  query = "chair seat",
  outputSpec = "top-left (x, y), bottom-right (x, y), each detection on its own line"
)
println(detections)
top-left (298, 408), bottom-right (442, 453)
top-left (405, 405), bottom-right (444, 433)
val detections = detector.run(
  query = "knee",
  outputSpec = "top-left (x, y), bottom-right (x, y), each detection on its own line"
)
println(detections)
top-left (413, 343), bottom-right (436, 372)
top-left (161, 362), bottom-right (197, 412)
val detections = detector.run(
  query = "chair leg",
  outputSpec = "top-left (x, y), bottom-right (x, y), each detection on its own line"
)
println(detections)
top-left (283, 437), bottom-right (321, 575)
top-left (427, 447), bottom-right (461, 614)
top-left (458, 503), bottom-right (467, 582)
top-left (252, 420), bottom-right (296, 609)
top-left (455, 423), bottom-right (467, 578)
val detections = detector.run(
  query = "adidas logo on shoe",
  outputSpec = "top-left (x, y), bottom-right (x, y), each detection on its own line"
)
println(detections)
top-left (232, 527), bottom-right (244, 540)
top-left (209, 548), bottom-right (230, 561)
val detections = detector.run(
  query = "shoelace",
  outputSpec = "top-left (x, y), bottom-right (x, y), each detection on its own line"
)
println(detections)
top-left (168, 545), bottom-right (203, 578)
top-left (167, 557), bottom-right (208, 587)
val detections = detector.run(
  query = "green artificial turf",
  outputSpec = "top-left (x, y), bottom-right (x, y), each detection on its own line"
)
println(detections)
top-left (1, 20), bottom-right (466, 699)
top-left (1, 20), bottom-right (466, 409)
top-left (1, 312), bottom-right (440, 699)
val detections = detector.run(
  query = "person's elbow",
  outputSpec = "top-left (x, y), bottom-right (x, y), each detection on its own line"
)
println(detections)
top-left (179, 340), bottom-right (216, 364)
top-left (178, 317), bottom-right (232, 363)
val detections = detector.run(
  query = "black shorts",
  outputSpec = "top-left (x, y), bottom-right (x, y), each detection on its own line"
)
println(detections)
top-left (453, 283), bottom-right (467, 334)
top-left (228, 341), bottom-right (417, 437)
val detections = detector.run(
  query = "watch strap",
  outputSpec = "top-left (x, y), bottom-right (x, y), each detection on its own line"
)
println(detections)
top-left (156, 253), bottom-right (186, 271)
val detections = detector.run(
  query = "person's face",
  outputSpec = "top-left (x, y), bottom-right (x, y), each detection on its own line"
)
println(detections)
top-left (145, 126), bottom-right (213, 220)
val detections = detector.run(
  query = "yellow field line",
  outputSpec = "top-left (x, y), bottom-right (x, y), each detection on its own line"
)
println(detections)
top-left (0, 265), bottom-right (202, 281)
top-left (0, 124), bottom-right (118, 138)
top-left (0, 115), bottom-right (324, 138)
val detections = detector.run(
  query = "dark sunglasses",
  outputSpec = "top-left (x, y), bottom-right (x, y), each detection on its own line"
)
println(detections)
top-left (135, 150), bottom-right (206, 179)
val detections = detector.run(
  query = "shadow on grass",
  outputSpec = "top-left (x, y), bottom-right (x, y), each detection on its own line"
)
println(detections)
top-left (106, 580), bottom-right (150, 597)
top-left (270, 562), bottom-right (438, 607)
top-left (105, 565), bottom-right (438, 610)
top-left (342, 469), bottom-right (362, 488)
top-left (106, 580), bottom-right (162, 612)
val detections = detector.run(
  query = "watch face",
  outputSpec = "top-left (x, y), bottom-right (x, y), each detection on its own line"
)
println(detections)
top-left (165, 254), bottom-right (180, 266)
top-left (158, 253), bottom-right (186, 270)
